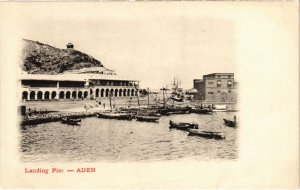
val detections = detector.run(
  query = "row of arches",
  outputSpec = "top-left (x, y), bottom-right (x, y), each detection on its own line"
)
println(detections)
top-left (22, 88), bottom-right (137, 100)
top-left (94, 88), bottom-right (135, 98)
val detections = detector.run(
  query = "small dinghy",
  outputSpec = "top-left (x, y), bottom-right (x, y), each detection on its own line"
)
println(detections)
top-left (61, 117), bottom-right (81, 125)
top-left (223, 115), bottom-right (238, 127)
top-left (188, 129), bottom-right (225, 140)
top-left (223, 119), bottom-right (237, 127)
top-left (169, 120), bottom-right (198, 131)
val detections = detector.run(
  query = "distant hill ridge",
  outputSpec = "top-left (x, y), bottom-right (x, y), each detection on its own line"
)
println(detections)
top-left (22, 39), bottom-right (103, 74)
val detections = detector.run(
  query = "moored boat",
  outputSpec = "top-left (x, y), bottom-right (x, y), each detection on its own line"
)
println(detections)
top-left (223, 119), bottom-right (237, 127)
top-left (158, 106), bottom-right (191, 115)
top-left (212, 105), bottom-right (228, 112)
top-left (136, 115), bottom-right (160, 122)
top-left (96, 111), bottom-right (133, 120)
top-left (61, 117), bottom-right (81, 125)
top-left (188, 129), bottom-right (225, 140)
top-left (169, 120), bottom-right (198, 131)
top-left (191, 107), bottom-right (212, 114)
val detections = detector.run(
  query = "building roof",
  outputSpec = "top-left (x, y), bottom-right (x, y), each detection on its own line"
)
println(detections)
top-left (83, 73), bottom-right (138, 81)
top-left (20, 73), bottom-right (138, 82)
top-left (65, 67), bottom-right (114, 74)
top-left (204, 73), bottom-right (234, 77)
top-left (203, 73), bottom-right (235, 79)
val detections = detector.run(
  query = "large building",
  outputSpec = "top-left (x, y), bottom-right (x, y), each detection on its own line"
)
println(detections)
top-left (193, 73), bottom-right (238, 103)
top-left (21, 72), bottom-right (139, 101)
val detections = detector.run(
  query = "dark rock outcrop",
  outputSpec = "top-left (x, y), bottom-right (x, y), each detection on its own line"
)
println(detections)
top-left (22, 39), bottom-right (103, 74)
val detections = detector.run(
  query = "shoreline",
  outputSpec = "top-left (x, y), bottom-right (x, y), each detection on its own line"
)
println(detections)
top-left (20, 97), bottom-right (238, 126)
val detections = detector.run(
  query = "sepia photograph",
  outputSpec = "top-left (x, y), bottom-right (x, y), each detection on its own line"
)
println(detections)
top-left (0, 2), bottom-right (298, 188)
top-left (19, 13), bottom-right (239, 162)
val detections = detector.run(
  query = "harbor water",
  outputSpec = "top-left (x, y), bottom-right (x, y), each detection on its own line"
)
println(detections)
top-left (20, 112), bottom-right (238, 162)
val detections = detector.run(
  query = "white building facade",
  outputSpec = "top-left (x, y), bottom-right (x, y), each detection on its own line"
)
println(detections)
top-left (21, 73), bottom-right (139, 101)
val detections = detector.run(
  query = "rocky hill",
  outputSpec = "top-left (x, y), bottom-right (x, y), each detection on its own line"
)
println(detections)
top-left (22, 39), bottom-right (103, 74)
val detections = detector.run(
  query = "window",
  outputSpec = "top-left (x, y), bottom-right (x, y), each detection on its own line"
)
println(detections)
top-left (208, 92), bottom-right (214, 95)
top-left (228, 75), bottom-right (232, 78)
top-left (217, 80), bottom-right (222, 87)
top-left (227, 80), bottom-right (233, 88)
top-left (228, 90), bottom-right (231, 93)
top-left (208, 82), bottom-right (214, 85)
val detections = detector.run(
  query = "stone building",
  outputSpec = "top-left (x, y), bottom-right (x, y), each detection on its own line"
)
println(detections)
top-left (193, 73), bottom-right (238, 103)
top-left (20, 70), bottom-right (139, 101)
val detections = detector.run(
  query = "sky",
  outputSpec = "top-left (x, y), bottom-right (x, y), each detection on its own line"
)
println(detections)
top-left (18, 3), bottom-right (236, 89)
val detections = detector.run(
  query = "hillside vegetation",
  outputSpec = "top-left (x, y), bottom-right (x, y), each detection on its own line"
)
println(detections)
top-left (22, 39), bottom-right (103, 74)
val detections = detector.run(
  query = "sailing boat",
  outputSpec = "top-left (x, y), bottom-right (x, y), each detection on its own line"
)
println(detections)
top-left (96, 92), bottom-right (133, 120)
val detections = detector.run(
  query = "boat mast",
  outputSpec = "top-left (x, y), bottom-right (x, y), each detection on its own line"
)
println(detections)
top-left (176, 76), bottom-right (178, 91)
top-left (160, 87), bottom-right (166, 107)
top-left (162, 88), bottom-right (165, 107)
top-left (173, 77), bottom-right (176, 92)
top-left (136, 89), bottom-right (140, 106)
top-left (147, 87), bottom-right (150, 107)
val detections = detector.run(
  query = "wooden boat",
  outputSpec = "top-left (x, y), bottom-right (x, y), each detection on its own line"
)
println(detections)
top-left (212, 105), bottom-right (228, 112)
top-left (227, 109), bottom-right (238, 112)
top-left (188, 129), bottom-right (225, 140)
top-left (223, 119), bottom-right (237, 127)
top-left (61, 117), bottom-right (81, 125)
top-left (191, 107), bottom-right (212, 114)
top-left (158, 106), bottom-right (191, 115)
top-left (96, 111), bottom-right (133, 120)
top-left (136, 115), bottom-right (160, 122)
top-left (169, 120), bottom-right (198, 131)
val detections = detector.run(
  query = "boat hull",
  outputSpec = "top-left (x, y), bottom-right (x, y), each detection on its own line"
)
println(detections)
top-left (223, 119), bottom-right (237, 127)
top-left (191, 108), bottom-right (212, 114)
top-left (158, 107), bottom-right (191, 115)
top-left (97, 112), bottom-right (132, 120)
top-left (212, 109), bottom-right (228, 112)
top-left (188, 130), bottom-right (225, 140)
top-left (61, 117), bottom-right (81, 125)
top-left (169, 120), bottom-right (198, 131)
top-left (136, 116), bottom-right (159, 122)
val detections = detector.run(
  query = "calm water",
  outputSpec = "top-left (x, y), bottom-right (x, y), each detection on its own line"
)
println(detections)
top-left (20, 112), bottom-right (238, 162)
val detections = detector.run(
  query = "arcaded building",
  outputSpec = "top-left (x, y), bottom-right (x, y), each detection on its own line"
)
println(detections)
top-left (193, 73), bottom-right (238, 103)
top-left (20, 70), bottom-right (139, 101)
